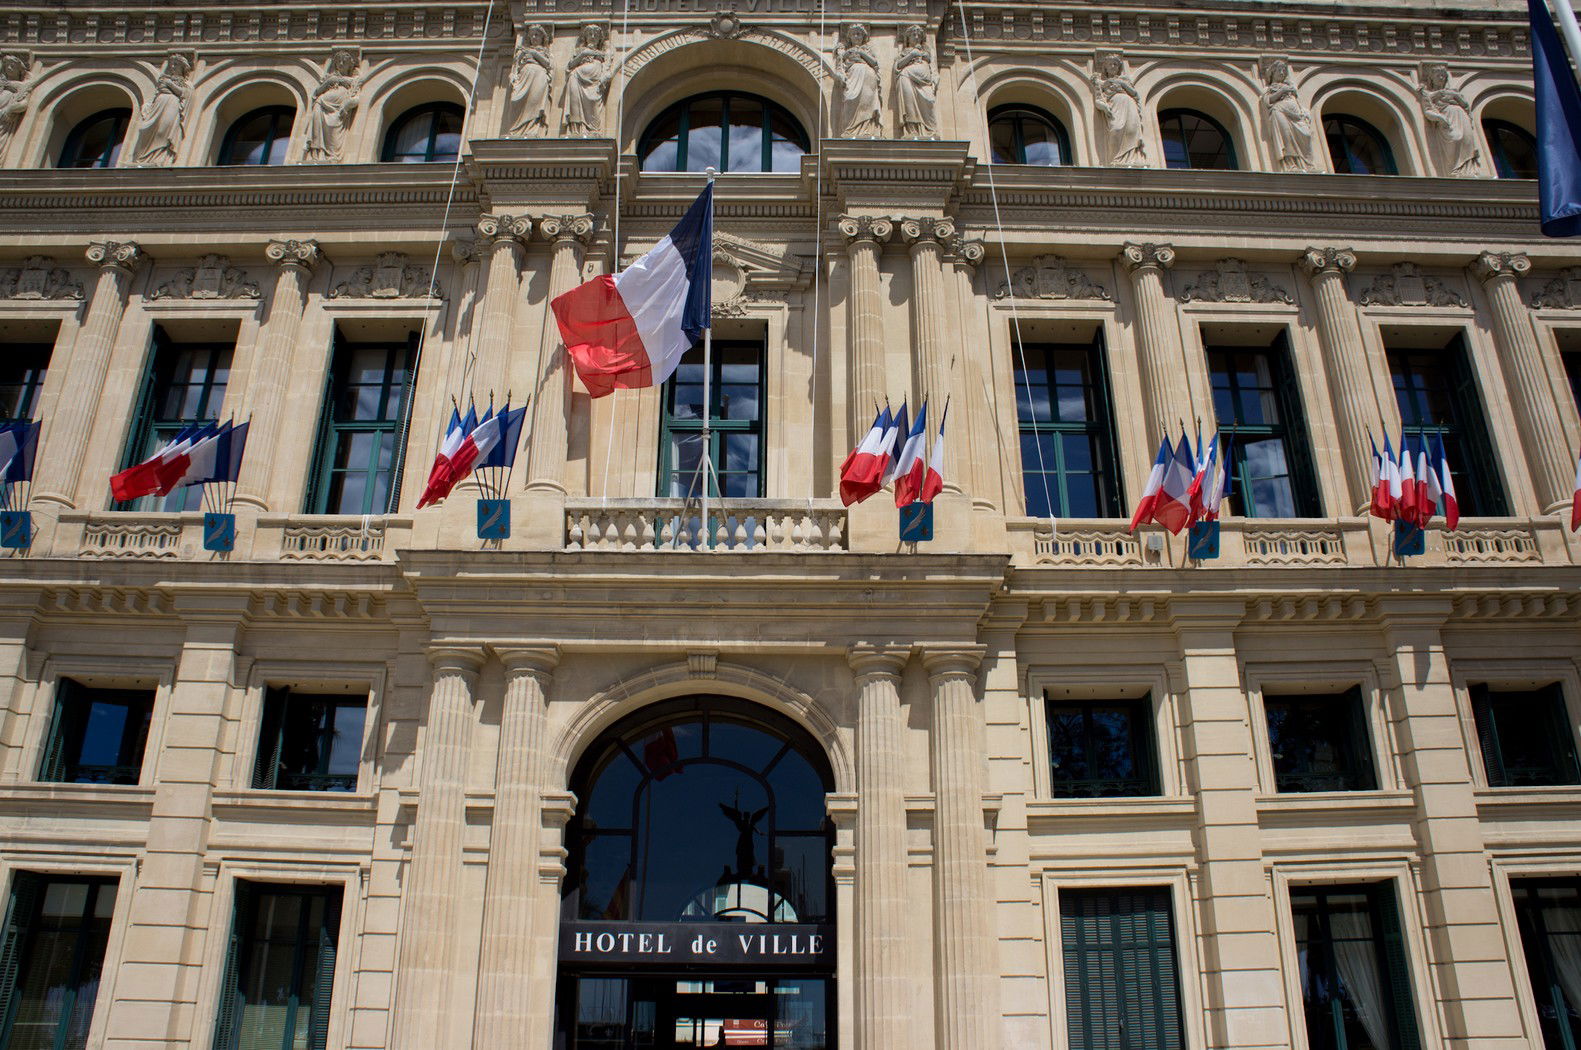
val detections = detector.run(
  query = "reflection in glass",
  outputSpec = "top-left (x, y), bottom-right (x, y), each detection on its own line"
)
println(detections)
top-left (988, 105), bottom-right (1071, 165)
top-left (1045, 698), bottom-right (1158, 797)
top-left (2, 876), bottom-right (118, 1050)
top-left (640, 93), bottom-right (809, 173)
top-left (1289, 884), bottom-right (1419, 1050)
top-left (1159, 108), bottom-right (1237, 170)
top-left (1265, 691), bottom-right (1377, 792)
top-left (1324, 114), bottom-right (1398, 175)
top-left (1207, 345), bottom-right (1318, 517)
top-left (1015, 342), bottom-right (1120, 518)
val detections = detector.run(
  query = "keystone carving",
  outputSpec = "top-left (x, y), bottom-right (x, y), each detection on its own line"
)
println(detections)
top-left (86, 241), bottom-right (146, 273)
top-left (707, 12), bottom-right (748, 39)
top-left (1299, 246), bottom-right (1357, 276)
top-left (1471, 251), bottom-right (1531, 283)
top-left (1357, 262), bottom-right (1468, 307)
top-left (151, 254), bottom-right (260, 300)
top-left (0, 256), bottom-right (82, 300)
top-left (1180, 258), bottom-right (1292, 304)
top-left (265, 239), bottom-right (324, 271)
top-left (329, 252), bottom-right (440, 299)
top-left (1530, 267), bottom-right (1581, 309)
top-left (996, 255), bottom-right (1110, 301)
top-left (1121, 242), bottom-right (1176, 272)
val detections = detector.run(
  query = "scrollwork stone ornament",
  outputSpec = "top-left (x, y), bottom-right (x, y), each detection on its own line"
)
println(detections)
top-left (86, 241), bottom-right (146, 274)
top-left (707, 12), bottom-right (748, 39)
top-left (1180, 258), bottom-right (1292, 304)
top-left (507, 23), bottom-right (554, 139)
top-left (945, 235), bottom-right (986, 270)
top-left (837, 215), bottom-right (893, 246)
top-left (1121, 242), bottom-right (1175, 273)
top-left (1471, 250), bottom-right (1532, 284)
top-left (0, 53), bottom-right (33, 164)
top-left (476, 213), bottom-right (533, 245)
top-left (996, 255), bottom-right (1111, 301)
top-left (152, 254), bottom-right (260, 300)
top-left (0, 256), bottom-right (83, 301)
top-left (1356, 262), bottom-right (1468, 307)
top-left (1298, 246), bottom-right (1357, 277)
top-left (266, 239), bottom-right (323, 273)
top-left (329, 252), bottom-right (440, 300)
top-left (1530, 267), bottom-right (1581, 309)
top-left (537, 213), bottom-right (596, 244)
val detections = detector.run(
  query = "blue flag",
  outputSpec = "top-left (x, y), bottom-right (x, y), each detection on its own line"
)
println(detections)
top-left (1529, 0), bottom-right (1581, 235)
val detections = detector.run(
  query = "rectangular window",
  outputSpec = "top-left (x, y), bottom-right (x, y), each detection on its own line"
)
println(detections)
top-left (307, 332), bottom-right (417, 515)
top-left (1060, 887), bottom-right (1184, 1050)
top-left (1563, 350), bottom-right (1581, 416)
top-left (658, 339), bottom-right (763, 499)
top-left (38, 679), bottom-right (154, 785)
top-left (1471, 683), bottom-right (1581, 788)
top-left (253, 688), bottom-right (367, 792)
top-left (1045, 696), bottom-right (1159, 797)
top-left (0, 873), bottom-right (118, 1050)
top-left (1511, 877), bottom-right (1581, 1050)
top-left (0, 343), bottom-right (50, 423)
top-left (1289, 882), bottom-right (1421, 1050)
top-left (1388, 338), bottom-right (1507, 516)
top-left (120, 327), bottom-right (232, 512)
top-left (213, 882), bottom-right (343, 1050)
top-left (1207, 339), bottom-right (1321, 517)
top-left (1014, 337), bottom-right (1121, 518)
top-left (1264, 688), bottom-right (1377, 793)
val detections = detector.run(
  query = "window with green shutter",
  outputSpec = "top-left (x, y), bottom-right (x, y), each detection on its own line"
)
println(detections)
top-left (1015, 336), bottom-right (1122, 519)
top-left (117, 327), bottom-right (233, 513)
top-left (658, 339), bottom-right (764, 499)
top-left (1289, 882), bottom-right (1421, 1050)
top-left (1207, 338), bottom-right (1321, 518)
top-left (306, 331), bottom-right (418, 515)
top-left (252, 688), bottom-right (367, 792)
top-left (1045, 695), bottom-right (1160, 798)
top-left (1387, 338), bottom-right (1507, 517)
top-left (1060, 887), bottom-right (1185, 1050)
top-left (1264, 688), bottom-right (1378, 793)
top-left (0, 872), bottom-right (118, 1050)
top-left (213, 882), bottom-right (343, 1050)
top-left (37, 679), bottom-right (155, 786)
top-left (1471, 683), bottom-right (1581, 788)
top-left (1511, 877), bottom-right (1581, 1050)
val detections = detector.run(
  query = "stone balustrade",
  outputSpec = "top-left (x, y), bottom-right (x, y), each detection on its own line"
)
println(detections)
top-left (565, 499), bottom-right (848, 552)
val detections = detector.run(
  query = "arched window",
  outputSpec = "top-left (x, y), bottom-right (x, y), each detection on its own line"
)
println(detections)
top-left (57, 109), bottom-right (130, 169)
top-left (640, 92), bottom-right (809, 173)
top-left (988, 104), bottom-right (1071, 166)
top-left (1484, 118), bottom-right (1538, 179)
top-left (381, 102), bottom-right (464, 163)
top-left (1158, 108), bottom-right (1238, 170)
top-left (1323, 114), bottom-right (1398, 175)
top-left (218, 106), bottom-right (295, 166)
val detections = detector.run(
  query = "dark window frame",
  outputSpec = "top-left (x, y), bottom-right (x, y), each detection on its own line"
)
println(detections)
top-left (1264, 688), bottom-right (1378, 793)
top-left (218, 105), bottom-right (296, 166)
top-left (252, 688), bottom-right (368, 793)
top-left (1060, 886), bottom-right (1186, 1050)
top-left (1388, 337), bottom-right (1508, 517)
top-left (1159, 107), bottom-right (1238, 171)
top-left (117, 328), bottom-right (232, 513)
top-left (638, 91), bottom-right (810, 174)
top-left (987, 103), bottom-right (1072, 166)
top-left (306, 332), bottom-right (418, 515)
top-left (1290, 882), bottom-right (1422, 1050)
top-left (56, 109), bottom-right (131, 169)
top-left (0, 344), bottom-right (51, 424)
top-left (1044, 694), bottom-right (1161, 798)
top-left (380, 101), bottom-right (465, 163)
top-left (38, 679), bottom-right (154, 786)
top-left (1207, 338), bottom-right (1323, 518)
top-left (1471, 683), bottom-right (1581, 788)
top-left (1563, 350), bottom-right (1581, 417)
top-left (1484, 118), bottom-right (1539, 180)
top-left (1511, 877), bottom-right (1581, 1050)
top-left (657, 338), bottom-right (765, 500)
top-left (1015, 336), bottom-right (1123, 519)
top-left (0, 872), bottom-right (119, 1050)
top-left (212, 881), bottom-right (343, 1050)
top-left (1323, 113), bottom-right (1400, 175)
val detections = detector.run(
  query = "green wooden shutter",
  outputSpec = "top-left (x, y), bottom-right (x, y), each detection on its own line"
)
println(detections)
top-left (212, 881), bottom-right (251, 1050)
top-left (253, 689), bottom-right (287, 790)
top-left (1090, 332), bottom-right (1123, 517)
top-left (1470, 684), bottom-right (1506, 786)
top-left (307, 890), bottom-right (344, 1050)
top-left (1272, 337), bottom-right (1323, 517)
top-left (1542, 684), bottom-right (1581, 784)
top-left (38, 682), bottom-right (79, 783)
top-left (1062, 888), bottom-right (1183, 1050)
top-left (304, 341), bottom-right (343, 514)
top-left (1374, 883), bottom-right (1423, 1050)
top-left (0, 871), bottom-right (41, 1045)
top-left (1344, 686), bottom-right (1379, 791)
top-left (384, 333), bottom-right (420, 513)
top-left (1446, 341), bottom-right (1508, 516)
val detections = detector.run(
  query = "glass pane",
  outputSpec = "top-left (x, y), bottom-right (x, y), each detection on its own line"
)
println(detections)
top-left (684, 97), bottom-right (723, 173)
top-left (636, 765), bottom-right (769, 919)
top-left (389, 110), bottom-right (434, 161)
top-left (578, 832), bottom-right (635, 919)
top-left (642, 109), bottom-right (683, 172)
top-left (327, 470), bottom-right (367, 515)
top-left (428, 107), bottom-right (463, 162)
top-left (325, 703), bottom-right (365, 778)
top-left (726, 96), bottom-right (764, 173)
top-left (775, 979), bottom-right (829, 1050)
top-left (77, 701), bottom-right (131, 767)
top-left (1021, 118), bottom-right (1064, 166)
top-left (576, 978), bottom-right (629, 1050)
top-left (1266, 694), bottom-right (1373, 792)
top-left (64, 112), bottom-right (127, 168)
top-left (666, 434), bottom-right (706, 498)
top-left (768, 110), bottom-right (805, 173)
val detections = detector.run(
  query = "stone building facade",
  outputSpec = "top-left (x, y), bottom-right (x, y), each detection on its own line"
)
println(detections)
top-left (0, 1), bottom-right (1579, 1049)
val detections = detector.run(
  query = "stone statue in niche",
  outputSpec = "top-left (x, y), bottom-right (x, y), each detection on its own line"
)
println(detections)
top-left (562, 23), bottom-right (612, 138)
top-left (507, 23), bottom-right (554, 139)
top-left (833, 23), bottom-right (882, 138)
top-left (303, 48), bottom-right (362, 162)
top-left (1419, 63), bottom-right (1481, 177)
top-left (0, 256), bottom-right (83, 301)
top-left (1259, 57), bottom-right (1316, 173)
top-left (893, 25), bottom-right (938, 140)
top-left (151, 255), bottom-right (260, 300)
top-left (134, 52), bottom-right (192, 167)
top-left (0, 54), bottom-right (33, 164)
top-left (329, 252), bottom-right (441, 300)
top-left (1092, 52), bottom-right (1147, 166)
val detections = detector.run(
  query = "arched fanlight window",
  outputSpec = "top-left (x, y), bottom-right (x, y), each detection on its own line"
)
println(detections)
top-left (1323, 114), bottom-right (1398, 175)
top-left (218, 105), bottom-right (296, 166)
top-left (57, 108), bottom-right (131, 169)
top-left (988, 104), bottom-right (1072, 166)
top-left (1158, 108), bottom-right (1238, 171)
top-left (381, 101), bottom-right (465, 163)
top-left (1483, 118), bottom-right (1538, 179)
top-left (639, 92), bottom-right (809, 174)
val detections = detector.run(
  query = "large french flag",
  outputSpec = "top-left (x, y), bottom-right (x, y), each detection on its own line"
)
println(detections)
top-left (551, 184), bottom-right (713, 398)
top-left (417, 408), bottom-right (466, 509)
top-left (892, 401), bottom-right (929, 507)
top-left (110, 422), bottom-right (216, 501)
top-left (1152, 435), bottom-right (1197, 534)
top-left (918, 402), bottom-right (948, 504)
top-left (839, 406), bottom-right (891, 506)
top-left (1128, 437), bottom-right (1172, 532)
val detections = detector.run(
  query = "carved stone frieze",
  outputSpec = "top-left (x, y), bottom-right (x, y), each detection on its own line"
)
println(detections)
top-left (3, 8), bottom-right (513, 47)
top-left (266, 239), bottom-right (323, 272)
top-left (1530, 267), bottom-right (1581, 309)
top-left (1356, 262), bottom-right (1468, 307)
top-left (329, 252), bottom-right (440, 299)
top-left (996, 255), bottom-right (1110, 301)
top-left (151, 254), bottom-right (259, 300)
top-left (0, 256), bottom-right (82, 300)
top-left (1179, 258), bottom-right (1292, 304)
top-left (86, 241), bottom-right (146, 273)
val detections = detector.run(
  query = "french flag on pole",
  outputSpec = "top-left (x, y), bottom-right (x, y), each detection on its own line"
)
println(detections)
top-left (551, 184), bottom-right (713, 398)
top-left (1129, 436), bottom-right (1172, 532)
top-left (839, 405), bottom-right (891, 507)
top-left (172, 420), bottom-right (248, 489)
top-left (892, 401), bottom-right (929, 507)
top-left (1152, 434), bottom-right (1197, 534)
top-left (918, 401), bottom-right (948, 504)
top-left (418, 407), bottom-right (466, 509)
top-left (110, 422), bottom-right (215, 501)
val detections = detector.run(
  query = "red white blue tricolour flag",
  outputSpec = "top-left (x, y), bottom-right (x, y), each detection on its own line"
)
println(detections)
top-left (551, 184), bottom-right (713, 398)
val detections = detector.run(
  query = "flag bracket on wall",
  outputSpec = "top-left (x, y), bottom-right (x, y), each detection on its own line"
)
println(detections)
top-left (1393, 520), bottom-right (1426, 557)
top-left (202, 512), bottom-right (236, 553)
top-left (0, 511), bottom-right (30, 549)
top-left (478, 498), bottom-right (511, 540)
top-left (899, 501), bottom-right (933, 543)
top-left (1187, 520), bottom-right (1220, 560)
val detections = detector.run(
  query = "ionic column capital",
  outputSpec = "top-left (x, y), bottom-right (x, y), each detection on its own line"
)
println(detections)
top-left (921, 645), bottom-right (986, 683)
top-left (451, 237), bottom-right (484, 267)
top-left (1298, 246), bottom-right (1356, 277)
top-left (836, 214), bottom-right (893, 248)
top-left (899, 216), bottom-right (955, 248)
top-left (1472, 250), bottom-right (1532, 284)
top-left (492, 644), bottom-right (561, 680)
top-left (265, 238), bottom-right (324, 274)
top-left (475, 213), bottom-right (533, 248)
top-left (848, 643), bottom-right (910, 681)
top-left (537, 213), bottom-right (596, 245)
top-left (428, 644), bottom-right (487, 678)
top-left (1120, 241), bottom-right (1175, 274)
top-left (85, 240), bottom-right (146, 274)
top-left (945, 233), bottom-right (986, 271)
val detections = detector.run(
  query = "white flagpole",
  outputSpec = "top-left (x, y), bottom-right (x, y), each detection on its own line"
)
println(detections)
top-left (1550, 0), bottom-right (1581, 88)
top-left (702, 168), bottom-right (717, 550)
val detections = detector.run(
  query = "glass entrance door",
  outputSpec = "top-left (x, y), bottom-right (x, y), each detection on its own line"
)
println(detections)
top-left (560, 974), bottom-right (830, 1049)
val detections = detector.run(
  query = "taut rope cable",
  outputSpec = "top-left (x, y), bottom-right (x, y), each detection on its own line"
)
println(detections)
top-left (805, 0), bottom-right (829, 514)
top-left (390, 0), bottom-right (497, 511)
top-left (951, 0), bottom-right (1058, 533)
top-left (600, 0), bottom-right (634, 511)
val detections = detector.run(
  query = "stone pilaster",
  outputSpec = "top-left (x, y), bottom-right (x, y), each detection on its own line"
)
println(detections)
top-left (525, 214), bottom-right (595, 497)
top-left (1119, 242), bottom-right (1182, 443)
top-left (235, 239), bottom-right (322, 510)
top-left (921, 646), bottom-right (997, 1050)
top-left (392, 646), bottom-right (485, 1050)
top-left (1299, 247), bottom-right (1385, 512)
top-left (474, 645), bottom-right (559, 1050)
top-left (838, 216), bottom-right (894, 439)
top-left (469, 214), bottom-right (532, 401)
top-left (848, 644), bottom-right (914, 1050)
top-left (900, 216), bottom-right (954, 408)
top-left (1473, 251), bottom-right (1574, 512)
top-left (36, 241), bottom-right (145, 509)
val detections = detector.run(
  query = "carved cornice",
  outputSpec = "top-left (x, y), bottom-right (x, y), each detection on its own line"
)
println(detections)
top-left (1120, 241), bottom-right (1175, 273)
top-left (1299, 246), bottom-right (1357, 277)
top-left (265, 238), bottom-right (323, 273)
top-left (1472, 250), bottom-right (1532, 283)
top-left (537, 213), bottom-right (596, 245)
top-left (836, 215), bottom-right (894, 248)
top-left (0, 6), bottom-right (509, 48)
top-left (85, 241), bottom-right (145, 274)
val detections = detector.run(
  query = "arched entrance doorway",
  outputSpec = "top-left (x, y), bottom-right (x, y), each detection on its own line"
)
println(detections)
top-left (556, 696), bottom-right (836, 1049)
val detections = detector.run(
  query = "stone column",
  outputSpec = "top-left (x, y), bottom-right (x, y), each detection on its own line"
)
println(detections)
top-left (921, 646), bottom-right (997, 1050)
top-left (848, 644), bottom-right (914, 1050)
top-left (474, 645), bottom-right (559, 1050)
top-left (469, 214), bottom-right (532, 402)
top-left (1119, 242), bottom-right (1181, 443)
top-left (525, 214), bottom-right (595, 496)
top-left (900, 217), bottom-right (954, 409)
top-left (1299, 247), bottom-right (1385, 512)
top-left (391, 646), bottom-right (485, 1050)
top-left (1473, 251), bottom-right (1574, 511)
top-left (838, 216), bottom-right (894, 439)
top-left (235, 239), bottom-right (322, 510)
top-left (36, 241), bottom-right (145, 509)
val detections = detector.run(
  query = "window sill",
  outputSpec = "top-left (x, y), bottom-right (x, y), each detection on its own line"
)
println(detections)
top-left (212, 789), bottom-right (374, 811)
top-left (0, 782), bottom-right (156, 809)
top-left (1026, 796), bottom-right (1196, 830)
top-left (1256, 790), bottom-right (1416, 826)
top-left (1474, 785), bottom-right (1581, 816)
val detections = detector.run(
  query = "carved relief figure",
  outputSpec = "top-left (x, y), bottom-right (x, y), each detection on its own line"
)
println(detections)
top-left (1259, 58), bottom-right (1316, 172)
top-left (894, 25), bottom-right (938, 140)
top-left (833, 23), bottom-right (882, 138)
top-left (1419, 63), bottom-right (1481, 177)
top-left (996, 255), bottom-right (1111, 301)
top-left (508, 23), bottom-right (554, 138)
top-left (152, 255), bottom-right (260, 300)
top-left (303, 49), bottom-right (362, 162)
top-left (134, 53), bottom-right (192, 167)
top-left (562, 23), bottom-right (612, 138)
top-left (0, 256), bottom-right (83, 301)
top-left (0, 55), bottom-right (32, 163)
top-left (1092, 52), bottom-right (1147, 166)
